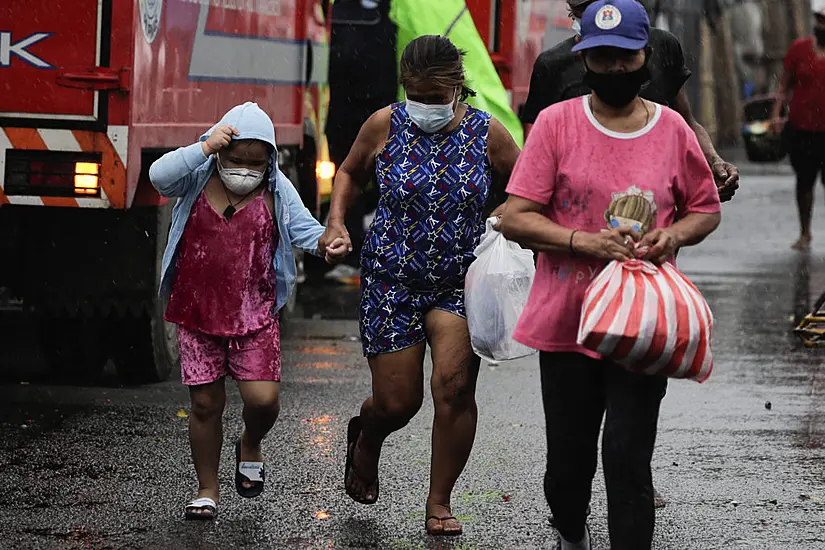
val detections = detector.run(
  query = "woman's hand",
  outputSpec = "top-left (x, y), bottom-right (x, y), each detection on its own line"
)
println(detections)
top-left (201, 125), bottom-right (239, 156)
top-left (324, 237), bottom-right (352, 264)
top-left (638, 228), bottom-right (680, 265)
top-left (490, 203), bottom-right (507, 229)
top-left (320, 222), bottom-right (352, 264)
top-left (710, 160), bottom-right (740, 203)
top-left (573, 227), bottom-right (640, 261)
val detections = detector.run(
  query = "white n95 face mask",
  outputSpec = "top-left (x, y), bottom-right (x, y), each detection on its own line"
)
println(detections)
top-left (406, 91), bottom-right (457, 133)
top-left (217, 154), bottom-right (265, 195)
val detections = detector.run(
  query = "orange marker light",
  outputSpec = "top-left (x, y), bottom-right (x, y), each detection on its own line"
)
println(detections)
top-left (74, 162), bottom-right (100, 195)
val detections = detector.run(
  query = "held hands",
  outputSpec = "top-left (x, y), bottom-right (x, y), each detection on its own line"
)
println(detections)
top-left (320, 222), bottom-right (352, 265)
top-left (201, 125), bottom-right (239, 156)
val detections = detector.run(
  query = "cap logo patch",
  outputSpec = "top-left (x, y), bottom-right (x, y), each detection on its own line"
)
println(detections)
top-left (595, 5), bottom-right (622, 30)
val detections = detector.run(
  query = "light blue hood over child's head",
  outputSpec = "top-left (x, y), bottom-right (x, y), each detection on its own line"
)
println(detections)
top-left (200, 102), bottom-right (279, 185)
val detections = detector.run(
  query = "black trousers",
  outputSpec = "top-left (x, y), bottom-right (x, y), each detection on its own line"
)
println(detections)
top-left (540, 352), bottom-right (667, 550)
top-left (787, 126), bottom-right (825, 194)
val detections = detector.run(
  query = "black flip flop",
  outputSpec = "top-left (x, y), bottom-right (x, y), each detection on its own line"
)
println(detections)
top-left (344, 416), bottom-right (379, 505)
top-left (234, 439), bottom-right (265, 498)
top-left (425, 515), bottom-right (463, 536)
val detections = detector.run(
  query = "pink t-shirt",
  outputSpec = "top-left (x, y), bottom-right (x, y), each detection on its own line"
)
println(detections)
top-left (506, 96), bottom-right (721, 356)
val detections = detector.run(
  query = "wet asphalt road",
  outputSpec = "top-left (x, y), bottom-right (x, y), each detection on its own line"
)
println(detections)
top-left (1, 163), bottom-right (825, 550)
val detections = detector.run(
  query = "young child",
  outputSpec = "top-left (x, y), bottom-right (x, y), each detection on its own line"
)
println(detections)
top-left (149, 102), bottom-right (349, 520)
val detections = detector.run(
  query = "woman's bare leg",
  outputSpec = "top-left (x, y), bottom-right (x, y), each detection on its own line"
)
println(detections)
top-left (425, 309), bottom-right (481, 535)
top-left (346, 343), bottom-right (427, 502)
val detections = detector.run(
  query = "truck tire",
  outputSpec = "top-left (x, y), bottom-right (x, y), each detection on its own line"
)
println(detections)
top-left (109, 202), bottom-right (179, 384)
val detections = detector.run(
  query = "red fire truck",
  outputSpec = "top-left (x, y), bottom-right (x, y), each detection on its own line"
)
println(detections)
top-left (0, 0), bottom-right (332, 382)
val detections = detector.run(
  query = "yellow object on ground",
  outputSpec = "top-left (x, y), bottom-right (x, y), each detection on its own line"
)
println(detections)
top-left (389, 0), bottom-right (524, 146)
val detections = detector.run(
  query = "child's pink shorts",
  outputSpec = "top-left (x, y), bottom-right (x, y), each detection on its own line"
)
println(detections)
top-left (178, 321), bottom-right (281, 386)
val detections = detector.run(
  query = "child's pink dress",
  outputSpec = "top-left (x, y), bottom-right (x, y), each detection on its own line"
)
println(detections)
top-left (165, 192), bottom-right (281, 386)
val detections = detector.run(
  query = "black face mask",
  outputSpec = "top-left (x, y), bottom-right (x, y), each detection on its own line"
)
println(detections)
top-left (583, 64), bottom-right (651, 108)
top-left (815, 28), bottom-right (825, 47)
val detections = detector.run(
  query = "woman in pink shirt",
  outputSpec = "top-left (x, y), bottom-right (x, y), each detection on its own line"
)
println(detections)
top-left (499, 1), bottom-right (721, 549)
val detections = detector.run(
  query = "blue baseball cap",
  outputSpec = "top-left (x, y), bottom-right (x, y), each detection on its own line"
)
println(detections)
top-left (571, 0), bottom-right (650, 52)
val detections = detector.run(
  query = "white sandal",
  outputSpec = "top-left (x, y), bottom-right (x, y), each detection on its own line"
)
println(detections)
top-left (184, 497), bottom-right (217, 520)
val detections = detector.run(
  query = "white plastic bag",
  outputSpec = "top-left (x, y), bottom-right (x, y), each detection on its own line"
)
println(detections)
top-left (465, 218), bottom-right (537, 362)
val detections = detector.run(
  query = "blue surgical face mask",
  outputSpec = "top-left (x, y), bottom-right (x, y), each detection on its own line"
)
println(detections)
top-left (572, 18), bottom-right (582, 36)
top-left (405, 90), bottom-right (457, 133)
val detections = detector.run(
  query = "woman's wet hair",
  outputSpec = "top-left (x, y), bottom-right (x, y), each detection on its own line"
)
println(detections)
top-left (399, 35), bottom-right (477, 101)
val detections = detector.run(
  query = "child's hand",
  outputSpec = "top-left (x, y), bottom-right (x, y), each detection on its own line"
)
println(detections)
top-left (202, 125), bottom-right (239, 156)
top-left (321, 223), bottom-right (352, 265)
top-left (325, 237), bottom-right (352, 265)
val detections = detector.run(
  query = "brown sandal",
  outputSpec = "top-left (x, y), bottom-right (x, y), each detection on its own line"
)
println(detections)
top-left (425, 515), bottom-right (463, 536)
top-left (344, 417), bottom-right (379, 504)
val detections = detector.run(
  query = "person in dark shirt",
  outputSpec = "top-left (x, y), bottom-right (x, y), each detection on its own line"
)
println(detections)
top-left (324, 0), bottom-right (397, 282)
top-left (522, 0), bottom-right (739, 203)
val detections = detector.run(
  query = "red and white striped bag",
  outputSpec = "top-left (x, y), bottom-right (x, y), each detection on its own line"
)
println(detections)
top-left (577, 260), bottom-right (714, 382)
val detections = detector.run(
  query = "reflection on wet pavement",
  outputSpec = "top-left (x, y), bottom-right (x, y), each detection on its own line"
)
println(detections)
top-left (298, 346), bottom-right (349, 355)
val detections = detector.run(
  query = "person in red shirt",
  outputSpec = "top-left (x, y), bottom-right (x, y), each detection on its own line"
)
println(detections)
top-left (771, 2), bottom-right (825, 250)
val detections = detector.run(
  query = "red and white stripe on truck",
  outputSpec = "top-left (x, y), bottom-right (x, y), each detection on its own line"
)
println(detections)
top-left (0, 126), bottom-right (128, 208)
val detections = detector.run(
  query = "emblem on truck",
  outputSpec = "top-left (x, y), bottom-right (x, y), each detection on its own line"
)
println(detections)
top-left (139, 0), bottom-right (163, 44)
top-left (0, 32), bottom-right (53, 69)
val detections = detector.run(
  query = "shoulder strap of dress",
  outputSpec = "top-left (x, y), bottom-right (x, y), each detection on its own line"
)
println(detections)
top-left (461, 104), bottom-right (492, 136)
top-left (389, 102), bottom-right (408, 135)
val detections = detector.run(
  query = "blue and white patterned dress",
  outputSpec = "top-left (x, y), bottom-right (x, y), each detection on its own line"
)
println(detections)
top-left (359, 102), bottom-right (492, 357)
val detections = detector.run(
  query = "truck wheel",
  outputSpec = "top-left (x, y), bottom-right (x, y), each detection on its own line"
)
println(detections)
top-left (40, 317), bottom-right (109, 382)
top-left (109, 202), bottom-right (179, 384)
